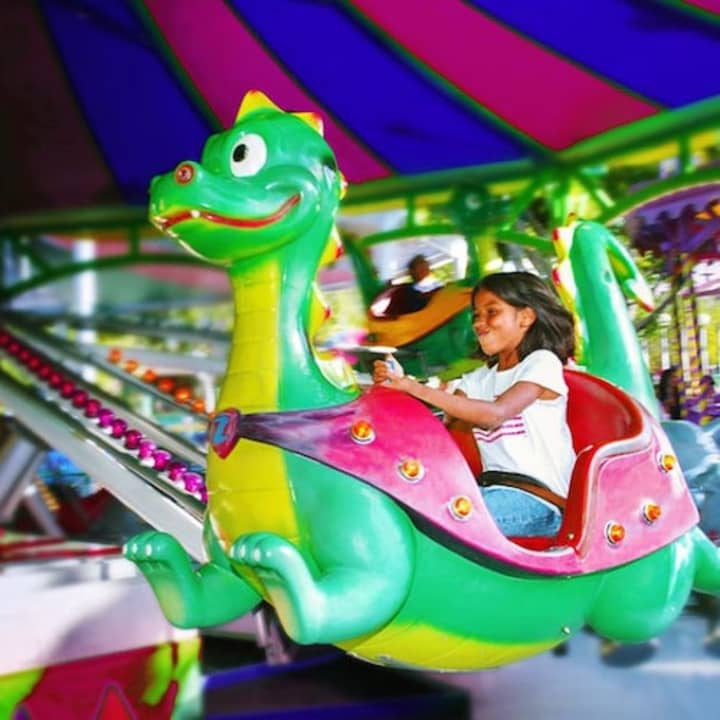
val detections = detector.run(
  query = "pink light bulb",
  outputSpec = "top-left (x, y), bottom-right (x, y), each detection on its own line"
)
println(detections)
top-left (124, 429), bottom-right (142, 450)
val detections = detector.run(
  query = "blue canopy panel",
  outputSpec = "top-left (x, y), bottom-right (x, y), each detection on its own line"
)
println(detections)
top-left (469, 0), bottom-right (720, 107)
top-left (229, 0), bottom-right (533, 173)
top-left (38, 0), bottom-right (214, 205)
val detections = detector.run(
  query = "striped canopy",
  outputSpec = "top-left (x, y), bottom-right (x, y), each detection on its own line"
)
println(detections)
top-left (3, 0), bottom-right (720, 216)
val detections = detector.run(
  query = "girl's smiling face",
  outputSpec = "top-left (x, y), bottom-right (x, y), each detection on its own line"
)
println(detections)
top-left (472, 289), bottom-right (536, 369)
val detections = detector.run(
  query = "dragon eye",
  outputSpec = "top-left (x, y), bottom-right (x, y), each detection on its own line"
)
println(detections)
top-left (229, 133), bottom-right (267, 177)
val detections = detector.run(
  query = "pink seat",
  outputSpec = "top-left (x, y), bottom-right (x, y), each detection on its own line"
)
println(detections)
top-left (449, 368), bottom-right (644, 550)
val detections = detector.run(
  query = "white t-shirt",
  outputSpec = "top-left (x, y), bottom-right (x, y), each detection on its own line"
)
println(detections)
top-left (456, 349), bottom-right (575, 497)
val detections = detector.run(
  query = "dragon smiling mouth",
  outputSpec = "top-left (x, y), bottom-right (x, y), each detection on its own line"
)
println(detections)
top-left (154, 194), bottom-right (301, 231)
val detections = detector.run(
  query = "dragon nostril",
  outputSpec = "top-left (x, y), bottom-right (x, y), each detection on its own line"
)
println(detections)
top-left (175, 163), bottom-right (195, 185)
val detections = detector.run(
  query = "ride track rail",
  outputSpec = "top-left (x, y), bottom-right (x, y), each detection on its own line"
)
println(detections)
top-left (0, 326), bottom-right (207, 560)
top-left (17, 311), bottom-right (232, 354)
top-left (3, 315), bottom-right (221, 429)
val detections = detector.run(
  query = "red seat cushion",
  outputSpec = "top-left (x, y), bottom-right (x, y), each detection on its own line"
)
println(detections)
top-left (565, 369), bottom-right (643, 452)
top-left (448, 423), bottom-right (483, 477)
top-left (505, 535), bottom-right (557, 551)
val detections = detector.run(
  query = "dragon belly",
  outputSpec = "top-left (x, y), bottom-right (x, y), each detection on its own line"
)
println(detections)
top-left (339, 531), bottom-right (598, 671)
top-left (338, 532), bottom-right (699, 671)
top-left (207, 438), bottom-right (300, 548)
top-left (339, 623), bottom-right (559, 671)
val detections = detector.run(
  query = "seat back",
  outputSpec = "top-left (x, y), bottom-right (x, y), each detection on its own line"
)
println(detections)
top-left (565, 369), bottom-right (643, 453)
top-left (447, 421), bottom-right (483, 477)
top-left (557, 369), bottom-right (645, 547)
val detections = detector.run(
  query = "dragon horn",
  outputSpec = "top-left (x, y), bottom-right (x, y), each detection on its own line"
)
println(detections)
top-left (235, 90), bottom-right (282, 123)
top-left (293, 112), bottom-right (324, 136)
top-left (319, 226), bottom-right (344, 267)
top-left (338, 171), bottom-right (348, 199)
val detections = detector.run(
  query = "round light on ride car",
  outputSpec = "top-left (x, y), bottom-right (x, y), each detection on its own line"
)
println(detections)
top-left (659, 453), bottom-right (676, 472)
top-left (350, 419), bottom-right (375, 444)
top-left (449, 495), bottom-right (473, 521)
top-left (605, 522), bottom-right (626, 545)
top-left (398, 458), bottom-right (424, 482)
top-left (643, 503), bottom-right (662, 523)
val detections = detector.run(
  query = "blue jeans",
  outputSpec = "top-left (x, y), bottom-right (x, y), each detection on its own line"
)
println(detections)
top-left (481, 486), bottom-right (563, 537)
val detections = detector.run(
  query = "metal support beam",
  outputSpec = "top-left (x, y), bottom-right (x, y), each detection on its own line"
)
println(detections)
top-left (0, 429), bottom-right (46, 523)
top-left (0, 373), bottom-right (205, 560)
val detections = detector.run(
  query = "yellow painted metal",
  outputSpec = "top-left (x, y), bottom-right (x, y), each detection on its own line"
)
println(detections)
top-left (367, 284), bottom-right (472, 347)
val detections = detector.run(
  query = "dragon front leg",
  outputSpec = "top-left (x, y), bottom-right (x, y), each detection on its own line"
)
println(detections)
top-left (125, 519), bottom-right (261, 628)
top-left (228, 470), bottom-right (415, 645)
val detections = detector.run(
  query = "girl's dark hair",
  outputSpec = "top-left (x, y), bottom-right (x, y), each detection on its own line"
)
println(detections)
top-left (657, 366), bottom-right (679, 403)
top-left (471, 272), bottom-right (575, 366)
top-left (657, 366), bottom-right (682, 419)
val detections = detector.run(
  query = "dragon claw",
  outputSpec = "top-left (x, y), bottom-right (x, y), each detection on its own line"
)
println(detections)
top-left (230, 533), bottom-right (301, 578)
top-left (124, 527), bottom-right (262, 628)
top-left (124, 530), bottom-right (186, 570)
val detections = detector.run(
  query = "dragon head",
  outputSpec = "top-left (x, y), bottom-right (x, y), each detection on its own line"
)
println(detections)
top-left (149, 91), bottom-right (346, 266)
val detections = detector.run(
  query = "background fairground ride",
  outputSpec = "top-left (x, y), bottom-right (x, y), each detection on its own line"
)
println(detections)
top-left (3, 1), bottom-right (720, 408)
top-left (2, 3), bottom-right (720, 715)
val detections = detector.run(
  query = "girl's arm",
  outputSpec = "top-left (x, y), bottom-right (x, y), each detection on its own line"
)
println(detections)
top-left (373, 360), bottom-right (553, 430)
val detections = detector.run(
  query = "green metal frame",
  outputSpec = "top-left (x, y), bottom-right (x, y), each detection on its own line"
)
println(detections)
top-left (0, 207), bottom-right (209, 303)
top-left (1, 97), bottom-right (718, 304)
top-left (344, 97), bottom-right (720, 235)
